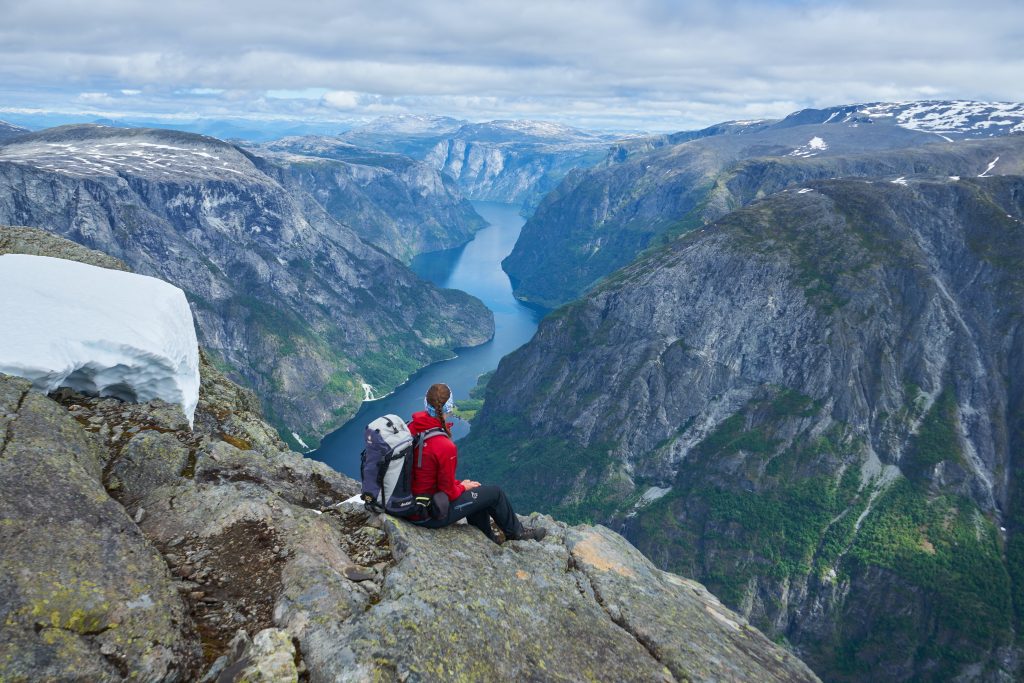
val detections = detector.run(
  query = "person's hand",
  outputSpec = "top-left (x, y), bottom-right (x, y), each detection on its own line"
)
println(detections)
top-left (461, 479), bottom-right (481, 490)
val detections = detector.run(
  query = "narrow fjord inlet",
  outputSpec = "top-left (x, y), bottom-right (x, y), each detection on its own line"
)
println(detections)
top-left (312, 201), bottom-right (545, 478)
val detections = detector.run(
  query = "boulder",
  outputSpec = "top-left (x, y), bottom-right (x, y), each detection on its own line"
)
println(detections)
top-left (0, 375), bottom-right (200, 682)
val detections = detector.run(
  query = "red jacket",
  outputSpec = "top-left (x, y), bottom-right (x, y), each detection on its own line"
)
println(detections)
top-left (408, 411), bottom-right (464, 501)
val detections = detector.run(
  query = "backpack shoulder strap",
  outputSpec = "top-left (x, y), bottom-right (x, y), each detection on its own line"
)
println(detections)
top-left (415, 428), bottom-right (449, 468)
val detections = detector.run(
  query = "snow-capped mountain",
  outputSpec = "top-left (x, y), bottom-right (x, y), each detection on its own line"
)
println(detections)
top-left (0, 125), bottom-right (260, 181)
top-left (780, 100), bottom-right (1024, 140)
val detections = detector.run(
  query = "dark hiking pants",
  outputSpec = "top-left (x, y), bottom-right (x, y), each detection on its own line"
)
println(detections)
top-left (416, 485), bottom-right (524, 540)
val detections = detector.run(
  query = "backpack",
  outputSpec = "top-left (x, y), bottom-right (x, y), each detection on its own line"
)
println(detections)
top-left (359, 414), bottom-right (448, 517)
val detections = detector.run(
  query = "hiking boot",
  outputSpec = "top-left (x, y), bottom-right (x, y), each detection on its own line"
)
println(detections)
top-left (510, 526), bottom-right (547, 542)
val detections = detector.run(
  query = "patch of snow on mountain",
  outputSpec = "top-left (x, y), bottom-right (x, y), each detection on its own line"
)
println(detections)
top-left (0, 254), bottom-right (200, 426)
top-left (789, 136), bottom-right (829, 157)
top-left (0, 137), bottom-right (255, 180)
top-left (858, 101), bottom-right (1024, 138)
top-left (979, 157), bottom-right (1000, 177)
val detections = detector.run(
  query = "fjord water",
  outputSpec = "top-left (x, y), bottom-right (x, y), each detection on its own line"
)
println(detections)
top-left (312, 201), bottom-right (546, 478)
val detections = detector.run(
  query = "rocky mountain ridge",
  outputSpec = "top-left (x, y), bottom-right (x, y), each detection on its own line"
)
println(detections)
top-left (791, 101), bottom-right (1024, 140)
top-left (464, 173), bottom-right (1024, 680)
top-left (503, 100), bottom-right (1024, 308)
top-left (0, 231), bottom-right (819, 682)
top-left (0, 129), bottom-right (493, 448)
top-left (607, 101), bottom-right (1024, 164)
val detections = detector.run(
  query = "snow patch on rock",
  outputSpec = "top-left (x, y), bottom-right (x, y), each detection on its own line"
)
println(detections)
top-left (788, 136), bottom-right (828, 158)
top-left (978, 156), bottom-right (1000, 178)
top-left (0, 254), bottom-right (200, 426)
top-left (857, 101), bottom-right (1024, 138)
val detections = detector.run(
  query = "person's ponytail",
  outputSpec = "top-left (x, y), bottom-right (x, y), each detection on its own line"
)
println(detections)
top-left (426, 383), bottom-right (453, 437)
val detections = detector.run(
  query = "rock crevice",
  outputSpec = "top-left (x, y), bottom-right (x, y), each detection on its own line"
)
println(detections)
top-left (567, 551), bottom-right (679, 681)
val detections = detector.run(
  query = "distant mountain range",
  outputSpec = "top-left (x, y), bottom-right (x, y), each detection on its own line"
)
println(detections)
top-left (340, 116), bottom-right (634, 209)
top-left (1, 112), bottom-right (636, 211)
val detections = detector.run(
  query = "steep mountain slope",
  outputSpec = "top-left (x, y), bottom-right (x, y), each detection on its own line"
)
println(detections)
top-left (0, 120), bottom-right (29, 142)
top-left (251, 136), bottom-right (485, 262)
top-left (0, 125), bottom-right (493, 447)
top-left (463, 174), bottom-right (1024, 681)
top-left (504, 101), bottom-right (1024, 308)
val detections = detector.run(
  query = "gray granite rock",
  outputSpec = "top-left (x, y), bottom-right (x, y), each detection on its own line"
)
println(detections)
top-left (107, 430), bottom-right (190, 503)
top-left (0, 364), bottom-right (820, 681)
top-left (0, 225), bottom-right (130, 271)
top-left (0, 376), bottom-right (200, 682)
top-left (564, 524), bottom-right (817, 682)
top-left (290, 513), bottom-right (818, 683)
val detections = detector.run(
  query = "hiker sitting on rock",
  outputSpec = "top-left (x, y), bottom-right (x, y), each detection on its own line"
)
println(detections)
top-left (409, 383), bottom-right (546, 544)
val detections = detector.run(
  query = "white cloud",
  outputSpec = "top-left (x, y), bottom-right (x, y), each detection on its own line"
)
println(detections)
top-left (322, 90), bottom-right (360, 110)
top-left (0, 0), bottom-right (1020, 131)
top-left (268, 88), bottom-right (329, 100)
top-left (76, 92), bottom-right (116, 104)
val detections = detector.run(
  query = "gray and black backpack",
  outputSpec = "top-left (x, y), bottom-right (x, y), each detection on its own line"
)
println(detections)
top-left (359, 414), bottom-right (447, 517)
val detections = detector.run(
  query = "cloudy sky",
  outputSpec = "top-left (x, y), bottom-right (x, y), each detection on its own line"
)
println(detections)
top-left (1, 0), bottom-right (1022, 132)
